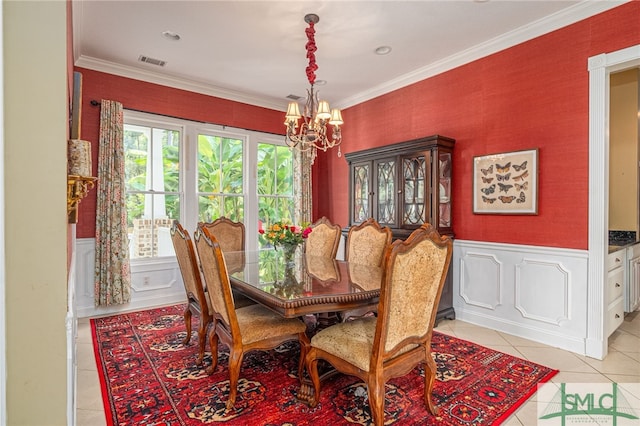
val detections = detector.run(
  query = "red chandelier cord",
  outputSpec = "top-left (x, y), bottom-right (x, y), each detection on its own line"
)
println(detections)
top-left (305, 21), bottom-right (317, 85)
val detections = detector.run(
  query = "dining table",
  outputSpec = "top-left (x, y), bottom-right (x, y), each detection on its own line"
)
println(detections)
top-left (223, 248), bottom-right (385, 404)
top-left (224, 249), bottom-right (384, 319)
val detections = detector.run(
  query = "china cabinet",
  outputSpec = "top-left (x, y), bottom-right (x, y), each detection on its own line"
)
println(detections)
top-left (345, 134), bottom-right (455, 320)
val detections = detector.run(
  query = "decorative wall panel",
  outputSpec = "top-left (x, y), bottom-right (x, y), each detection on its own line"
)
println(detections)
top-left (453, 239), bottom-right (588, 355)
top-left (459, 253), bottom-right (502, 310)
top-left (515, 259), bottom-right (570, 325)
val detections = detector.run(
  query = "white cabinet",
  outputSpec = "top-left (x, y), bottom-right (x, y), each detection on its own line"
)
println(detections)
top-left (626, 243), bottom-right (640, 312)
top-left (606, 249), bottom-right (626, 336)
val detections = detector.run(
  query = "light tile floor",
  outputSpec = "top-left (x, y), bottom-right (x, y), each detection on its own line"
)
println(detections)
top-left (76, 311), bottom-right (640, 425)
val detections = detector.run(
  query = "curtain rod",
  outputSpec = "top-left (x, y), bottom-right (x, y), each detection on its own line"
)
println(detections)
top-left (89, 99), bottom-right (283, 138)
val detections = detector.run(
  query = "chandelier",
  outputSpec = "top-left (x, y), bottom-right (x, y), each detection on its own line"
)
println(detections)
top-left (284, 13), bottom-right (343, 163)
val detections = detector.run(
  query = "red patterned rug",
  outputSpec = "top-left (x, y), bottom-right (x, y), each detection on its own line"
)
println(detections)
top-left (92, 304), bottom-right (557, 425)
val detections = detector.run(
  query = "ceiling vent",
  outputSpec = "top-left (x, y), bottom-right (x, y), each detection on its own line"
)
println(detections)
top-left (138, 55), bottom-right (166, 67)
top-left (286, 94), bottom-right (304, 101)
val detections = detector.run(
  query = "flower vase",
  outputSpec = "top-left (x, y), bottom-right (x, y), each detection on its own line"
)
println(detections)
top-left (282, 243), bottom-right (298, 267)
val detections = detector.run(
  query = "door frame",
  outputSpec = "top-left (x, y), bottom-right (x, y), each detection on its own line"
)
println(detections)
top-left (587, 44), bottom-right (640, 359)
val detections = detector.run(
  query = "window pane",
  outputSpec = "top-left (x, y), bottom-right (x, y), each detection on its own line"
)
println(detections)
top-left (198, 134), bottom-right (244, 220)
top-left (199, 195), bottom-right (221, 222)
top-left (277, 197), bottom-right (295, 222)
top-left (223, 196), bottom-right (244, 221)
top-left (258, 196), bottom-right (276, 248)
top-left (276, 145), bottom-right (293, 195)
top-left (257, 143), bottom-right (276, 195)
top-left (220, 138), bottom-right (243, 194)
top-left (157, 128), bottom-right (180, 193)
top-left (198, 195), bottom-right (244, 223)
top-left (198, 135), bottom-right (221, 192)
top-left (127, 194), bottom-right (180, 259)
top-left (124, 125), bottom-right (150, 192)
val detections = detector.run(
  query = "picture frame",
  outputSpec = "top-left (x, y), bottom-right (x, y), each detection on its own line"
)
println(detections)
top-left (473, 148), bottom-right (538, 214)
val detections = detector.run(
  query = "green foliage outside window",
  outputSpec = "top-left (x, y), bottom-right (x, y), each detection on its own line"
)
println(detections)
top-left (257, 143), bottom-right (294, 248)
top-left (197, 134), bottom-right (244, 222)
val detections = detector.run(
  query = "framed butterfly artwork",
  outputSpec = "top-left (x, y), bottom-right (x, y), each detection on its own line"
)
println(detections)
top-left (473, 148), bottom-right (538, 214)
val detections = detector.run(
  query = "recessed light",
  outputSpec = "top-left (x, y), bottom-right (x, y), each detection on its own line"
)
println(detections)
top-left (375, 46), bottom-right (392, 55)
top-left (315, 80), bottom-right (327, 86)
top-left (162, 31), bottom-right (181, 41)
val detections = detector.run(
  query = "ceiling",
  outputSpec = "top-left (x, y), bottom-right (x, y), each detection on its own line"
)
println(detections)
top-left (72, 1), bottom-right (625, 111)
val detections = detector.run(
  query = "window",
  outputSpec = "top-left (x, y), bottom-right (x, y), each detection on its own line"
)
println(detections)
top-left (257, 143), bottom-right (294, 249)
top-left (123, 111), bottom-right (297, 261)
top-left (124, 123), bottom-right (181, 259)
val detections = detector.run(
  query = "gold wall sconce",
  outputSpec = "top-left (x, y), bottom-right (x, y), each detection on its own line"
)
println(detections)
top-left (67, 138), bottom-right (95, 223)
top-left (67, 175), bottom-right (96, 223)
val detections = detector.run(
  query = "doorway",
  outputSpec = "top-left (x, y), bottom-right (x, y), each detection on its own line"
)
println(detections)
top-left (588, 44), bottom-right (640, 359)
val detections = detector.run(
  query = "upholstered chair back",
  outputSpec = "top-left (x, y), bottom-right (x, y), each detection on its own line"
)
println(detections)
top-left (199, 217), bottom-right (245, 253)
top-left (194, 226), bottom-right (236, 327)
top-left (377, 227), bottom-right (451, 354)
top-left (346, 218), bottom-right (392, 266)
top-left (305, 216), bottom-right (341, 259)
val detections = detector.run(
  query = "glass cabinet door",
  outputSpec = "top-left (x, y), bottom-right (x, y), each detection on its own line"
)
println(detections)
top-left (352, 162), bottom-right (370, 223)
top-left (402, 155), bottom-right (426, 226)
top-left (376, 159), bottom-right (396, 226)
top-left (438, 151), bottom-right (452, 229)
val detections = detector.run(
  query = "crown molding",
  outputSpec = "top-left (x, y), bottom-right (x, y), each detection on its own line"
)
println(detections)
top-left (74, 56), bottom-right (286, 111)
top-left (336, 0), bottom-right (628, 109)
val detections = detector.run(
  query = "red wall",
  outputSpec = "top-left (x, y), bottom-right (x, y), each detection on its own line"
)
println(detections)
top-left (317, 1), bottom-right (640, 250)
top-left (76, 2), bottom-right (640, 249)
top-left (74, 69), bottom-right (285, 238)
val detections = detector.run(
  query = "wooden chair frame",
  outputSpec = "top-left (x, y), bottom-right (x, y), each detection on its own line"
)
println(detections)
top-left (169, 221), bottom-right (211, 365)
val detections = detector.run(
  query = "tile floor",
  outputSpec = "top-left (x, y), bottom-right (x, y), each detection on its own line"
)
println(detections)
top-left (76, 310), bottom-right (640, 425)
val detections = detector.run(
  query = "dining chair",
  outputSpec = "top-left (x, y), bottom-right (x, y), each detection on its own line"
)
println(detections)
top-left (169, 221), bottom-right (212, 365)
top-left (304, 216), bottom-right (342, 259)
top-left (304, 223), bottom-right (453, 425)
top-left (199, 216), bottom-right (245, 252)
top-left (199, 216), bottom-right (254, 308)
top-left (341, 218), bottom-right (393, 321)
top-left (194, 225), bottom-right (311, 410)
top-left (345, 218), bottom-right (392, 266)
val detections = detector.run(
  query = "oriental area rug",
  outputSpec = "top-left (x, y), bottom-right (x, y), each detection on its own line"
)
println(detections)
top-left (91, 304), bottom-right (558, 425)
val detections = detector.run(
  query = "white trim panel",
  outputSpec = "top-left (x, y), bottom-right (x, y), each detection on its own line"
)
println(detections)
top-left (75, 238), bottom-right (185, 318)
top-left (453, 239), bottom-right (588, 356)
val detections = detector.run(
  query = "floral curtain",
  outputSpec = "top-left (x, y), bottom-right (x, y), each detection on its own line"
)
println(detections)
top-left (294, 148), bottom-right (313, 226)
top-left (94, 100), bottom-right (131, 306)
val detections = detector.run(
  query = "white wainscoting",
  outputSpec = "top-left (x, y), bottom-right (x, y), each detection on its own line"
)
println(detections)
top-left (75, 238), bottom-right (186, 318)
top-left (453, 239), bottom-right (589, 355)
top-left (77, 237), bottom-right (591, 355)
